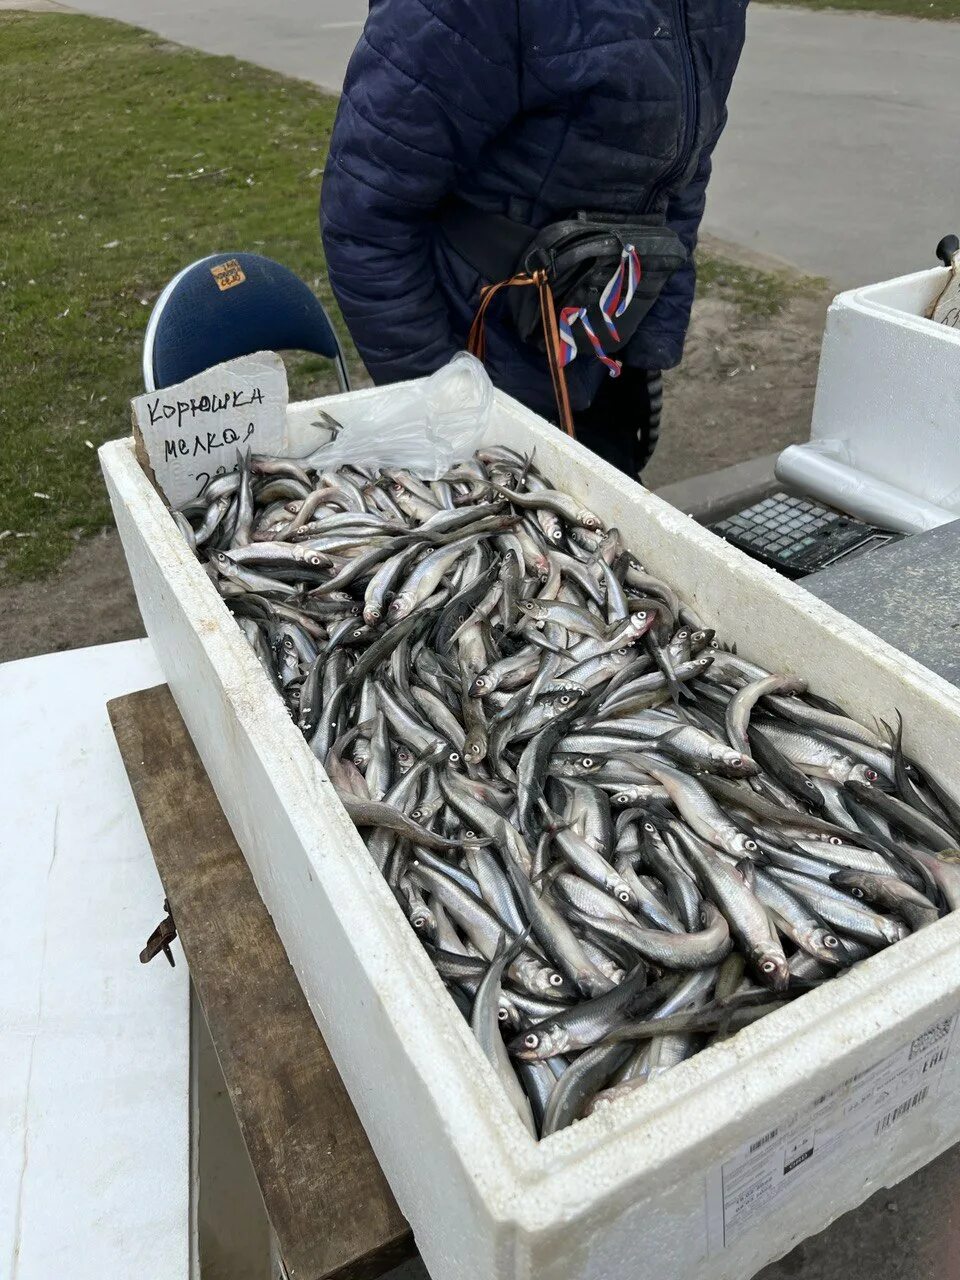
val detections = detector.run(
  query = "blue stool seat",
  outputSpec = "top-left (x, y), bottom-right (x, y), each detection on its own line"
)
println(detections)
top-left (143, 252), bottom-right (350, 393)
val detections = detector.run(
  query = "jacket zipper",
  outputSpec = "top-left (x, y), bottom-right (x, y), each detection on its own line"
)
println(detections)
top-left (644, 0), bottom-right (698, 212)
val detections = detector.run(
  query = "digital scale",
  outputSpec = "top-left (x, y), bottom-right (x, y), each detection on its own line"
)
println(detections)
top-left (709, 491), bottom-right (903, 580)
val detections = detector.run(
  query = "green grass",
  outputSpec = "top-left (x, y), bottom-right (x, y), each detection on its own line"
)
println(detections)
top-left (757, 0), bottom-right (960, 18)
top-left (0, 12), bottom-right (350, 580)
top-left (696, 253), bottom-right (824, 320)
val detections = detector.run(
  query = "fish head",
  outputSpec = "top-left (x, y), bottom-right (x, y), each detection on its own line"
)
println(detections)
top-left (394, 744), bottom-right (416, 773)
top-left (363, 604), bottom-right (383, 626)
top-left (751, 944), bottom-right (791, 992)
top-left (729, 832), bottom-right (760, 859)
top-left (608, 876), bottom-right (637, 910)
top-left (387, 592), bottom-right (414, 621)
top-left (498, 1000), bottom-right (521, 1032)
top-left (804, 927), bottom-right (848, 967)
top-left (527, 966), bottom-right (574, 1001)
top-left (848, 763), bottom-right (881, 785)
top-left (469, 672), bottom-right (497, 697)
top-left (713, 746), bottom-right (759, 778)
top-left (540, 686), bottom-right (583, 716)
top-left (408, 904), bottom-right (437, 940)
top-left (578, 509), bottom-right (604, 532)
top-left (510, 1021), bottom-right (571, 1061)
top-left (611, 788), bottom-right (639, 807)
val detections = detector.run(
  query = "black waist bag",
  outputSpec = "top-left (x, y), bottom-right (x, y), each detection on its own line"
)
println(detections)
top-left (440, 203), bottom-right (688, 358)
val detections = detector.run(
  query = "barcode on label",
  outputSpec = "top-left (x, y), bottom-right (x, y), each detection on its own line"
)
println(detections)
top-left (749, 1128), bottom-right (779, 1154)
top-left (875, 1087), bottom-right (929, 1135)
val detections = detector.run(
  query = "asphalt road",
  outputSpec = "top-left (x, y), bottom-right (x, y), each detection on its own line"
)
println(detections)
top-left (56, 0), bottom-right (960, 287)
top-left (709, 5), bottom-right (960, 286)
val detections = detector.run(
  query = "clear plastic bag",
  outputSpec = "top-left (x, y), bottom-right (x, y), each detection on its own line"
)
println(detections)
top-left (305, 352), bottom-right (493, 479)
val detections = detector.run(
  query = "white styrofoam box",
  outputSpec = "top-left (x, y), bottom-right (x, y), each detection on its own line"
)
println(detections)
top-left (101, 386), bottom-right (960, 1280)
top-left (805, 265), bottom-right (960, 511)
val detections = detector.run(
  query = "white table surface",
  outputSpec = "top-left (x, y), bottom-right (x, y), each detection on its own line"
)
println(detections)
top-left (0, 639), bottom-right (190, 1280)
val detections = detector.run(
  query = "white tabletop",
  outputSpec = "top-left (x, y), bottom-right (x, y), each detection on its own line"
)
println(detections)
top-left (0, 639), bottom-right (190, 1280)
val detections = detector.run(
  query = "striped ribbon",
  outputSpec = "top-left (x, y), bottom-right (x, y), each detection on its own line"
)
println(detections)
top-left (557, 244), bottom-right (642, 377)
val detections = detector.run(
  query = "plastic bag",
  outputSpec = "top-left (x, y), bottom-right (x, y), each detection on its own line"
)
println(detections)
top-left (305, 352), bottom-right (493, 480)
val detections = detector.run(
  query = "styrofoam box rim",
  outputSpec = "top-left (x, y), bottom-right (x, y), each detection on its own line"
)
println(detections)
top-left (830, 265), bottom-right (960, 344)
top-left (101, 383), bottom-right (960, 1253)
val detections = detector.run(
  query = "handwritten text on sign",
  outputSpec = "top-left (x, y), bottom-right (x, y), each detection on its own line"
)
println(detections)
top-left (132, 351), bottom-right (288, 508)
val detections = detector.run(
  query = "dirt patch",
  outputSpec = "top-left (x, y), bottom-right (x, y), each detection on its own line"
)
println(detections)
top-left (0, 528), bottom-right (144, 661)
top-left (0, 256), bottom-right (830, 664)
top-left (645, 283), bottom-right (828, 488)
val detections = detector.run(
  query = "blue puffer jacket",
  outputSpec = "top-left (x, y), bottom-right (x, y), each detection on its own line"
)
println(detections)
top-left (321, 1), bottom-right (748, 417)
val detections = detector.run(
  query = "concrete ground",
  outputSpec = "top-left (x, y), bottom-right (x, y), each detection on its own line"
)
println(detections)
top-left (51, 0), bottom-right (960, 287)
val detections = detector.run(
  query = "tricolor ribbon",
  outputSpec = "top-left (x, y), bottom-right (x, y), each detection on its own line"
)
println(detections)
top-left (557, 243), bottom-right (642, 377)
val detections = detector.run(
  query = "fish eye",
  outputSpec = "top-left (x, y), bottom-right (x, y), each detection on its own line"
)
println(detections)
top-left (464, 830), bottom-right (476, 839)
top-left (761, 960), bottom-right (777, 974)
top-left (616, 889), bottom-right (631, 904)
top-left (823, 934), bottom-right (840, 949)
top-left (730, 755), bottom-right (743, 767)
top-left (449, 751), bottom-right (461, 763)
top-left (633, 611), bottom-right (647, 621)
top-left (559, 694), bottom-right (571, 705)
top-left (616, 647), bottom-right (629, 655)
top-left (411, 809), bottom-right (423, 820)
top-left (548, 972), bottom-right (564, 987)
top-left (524, 1033), bottom-right (539, 1048)
top-left (474, 677), bottom-right (486, 689)
top-left (643, 822), bottom-right (655, 832)
top-left (412, 917), bottom-right (425, 930)
top-left (865, 768), bottom-right (879, 782)
top-left (744, 839), bottom-right (758, 852)
top-left (497, 1008), bottom-right (509, 1023)
top-left (581, 757), bottom-right (594, 768)
top-left (829, 836), bottom-right (843, 845)
top-left (850, 887), bottom-right (865, 899)
top-left (615, 794), bottom-right (631, 805)
top-left (353, 628), bottom-right (364, 638)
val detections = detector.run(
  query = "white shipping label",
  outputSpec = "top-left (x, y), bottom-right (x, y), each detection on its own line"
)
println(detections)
top-left (706, 1013), bottom-right (957, 1253)
top-left (132, 351), bottom-right (288, 508)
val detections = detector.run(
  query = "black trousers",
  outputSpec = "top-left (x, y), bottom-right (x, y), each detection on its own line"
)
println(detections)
top-left (572, 367), bottom-right (663, 479)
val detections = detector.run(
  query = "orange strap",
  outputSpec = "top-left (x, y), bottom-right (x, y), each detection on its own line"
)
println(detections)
top-left (467, 270), bottom-right (576, 439)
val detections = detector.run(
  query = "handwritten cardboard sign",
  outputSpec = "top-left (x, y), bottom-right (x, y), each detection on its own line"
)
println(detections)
top-left (132, 351), bottom-right (289, 508)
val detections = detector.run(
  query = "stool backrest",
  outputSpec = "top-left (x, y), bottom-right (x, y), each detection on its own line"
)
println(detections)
top-left (143, 252), bottom-right (350, 392)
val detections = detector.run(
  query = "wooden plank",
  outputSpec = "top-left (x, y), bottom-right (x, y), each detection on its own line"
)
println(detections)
top-left (108, 684), bottom-right (413, 1280)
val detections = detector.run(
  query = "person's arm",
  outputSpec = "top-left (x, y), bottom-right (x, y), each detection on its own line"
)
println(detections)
top-left (321, 0), bottom-right (520, 384)
top-left (625, 110), bottom-right (728, 372)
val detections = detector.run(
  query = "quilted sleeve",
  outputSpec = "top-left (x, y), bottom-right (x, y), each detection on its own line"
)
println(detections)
top-left (321, 0), bottom-right (520, 384)
top-left (625, 108), bottom-right (728, 372)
